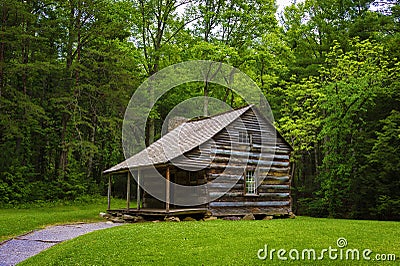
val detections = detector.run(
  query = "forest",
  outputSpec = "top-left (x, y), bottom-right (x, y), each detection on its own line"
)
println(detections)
top-left (0, 0), bottom-right (399, 220)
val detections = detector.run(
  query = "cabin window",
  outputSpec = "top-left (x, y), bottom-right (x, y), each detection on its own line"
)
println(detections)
top-left (239, 131), bottom-right (251, 144)
top-left (245, 170), bottom-right (257, 195)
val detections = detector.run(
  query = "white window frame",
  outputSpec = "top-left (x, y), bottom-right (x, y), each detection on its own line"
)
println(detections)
top-left (245, 170), bottom-right (257, 195)
top-left (239, 131), bottom-right (251, 144)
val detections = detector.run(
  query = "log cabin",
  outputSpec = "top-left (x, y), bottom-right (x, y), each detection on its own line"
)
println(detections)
top-left (104, 105), bottom-right (293, 219)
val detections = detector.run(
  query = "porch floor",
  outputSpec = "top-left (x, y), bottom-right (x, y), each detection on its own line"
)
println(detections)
top-left (107, 208), bottom-right (208, 217)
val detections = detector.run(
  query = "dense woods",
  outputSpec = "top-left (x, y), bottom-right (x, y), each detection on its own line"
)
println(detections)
top-left (0, 0), bottom-right (399, 220)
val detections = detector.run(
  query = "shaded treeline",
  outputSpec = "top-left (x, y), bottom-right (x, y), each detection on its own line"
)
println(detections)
top-left (0, 0), bottom-right (399, 220)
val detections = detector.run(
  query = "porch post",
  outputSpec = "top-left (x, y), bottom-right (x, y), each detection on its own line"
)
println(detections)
top-left (166, 165), bottom-right (170, 213)
top-left (136, 168), bottom-right (140, 210)
top-left (127, 171), bottom-right (131, 210)
top-left (107, 175), bottom-right (112, 210)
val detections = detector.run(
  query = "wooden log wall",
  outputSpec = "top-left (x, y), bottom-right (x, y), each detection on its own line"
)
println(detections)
top-left (205, 109), bottom-right (292, 216)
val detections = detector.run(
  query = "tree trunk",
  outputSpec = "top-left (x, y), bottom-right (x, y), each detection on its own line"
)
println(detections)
top-left (146, 118), bottom-right (155, 146)
top-left (203, 81), bottom-right (209, 116)
top-left (66, 1), bottom-right (75, 70)
top-left (314, 141), bottom-right (319, 176)
top-left (0, 3), bottom-right (6, 96)
top-left (21, 16), bottom-right (29, 95)
top-left (146, 77), bottom-right (156, 146)
top-left (58, 113), bottom-right (69, 175)
top-left (87, 114), bottom-right (96, 179)
top-left (75, 4), bottom-right (81, 86)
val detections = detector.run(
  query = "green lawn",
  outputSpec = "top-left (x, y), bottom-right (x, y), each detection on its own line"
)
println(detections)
top-left (0, 197), bottom-right (126, 242)
top-left (20, 217), bottom-right (399, 265)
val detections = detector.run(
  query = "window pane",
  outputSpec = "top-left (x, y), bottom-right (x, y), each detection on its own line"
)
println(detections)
top-left (239, 131), bottom-right (253, 145)
top-left (239, 131), bottom-right (248, 143)
top-left (245, 170), bottom-right (256, 194)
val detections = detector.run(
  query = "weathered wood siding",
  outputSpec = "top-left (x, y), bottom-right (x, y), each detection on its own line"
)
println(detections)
top-left (205, 108), bottom-right (292, 216)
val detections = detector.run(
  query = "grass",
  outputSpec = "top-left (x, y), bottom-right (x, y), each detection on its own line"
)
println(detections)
top-left (0, 197), bottom-right (127, 242)
top-left (20, 217), bottom-right (400, 265)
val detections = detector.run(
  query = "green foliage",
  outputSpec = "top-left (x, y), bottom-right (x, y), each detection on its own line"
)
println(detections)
top-left (316, 39), bottom-right (389, 217)
top-left (278, 76), bottom-right (322, 152)
top-left (373, 195), bottom-right (400, 221)
top-left (364, 110), bottom-right (400, 220)
top-left (296, 198), bottom-right (329, 217)
top-left (0, 0), bottom-right (138, 204)
top-left (279, 2), bottom-right (399, 219)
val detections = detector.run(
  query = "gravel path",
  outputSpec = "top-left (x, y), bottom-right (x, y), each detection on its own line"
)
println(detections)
top-left (0, 222), bottom-right (122, 266)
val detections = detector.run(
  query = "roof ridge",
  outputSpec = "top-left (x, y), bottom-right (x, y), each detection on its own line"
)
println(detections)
top-left (186, 105), bottom-right (252, 123)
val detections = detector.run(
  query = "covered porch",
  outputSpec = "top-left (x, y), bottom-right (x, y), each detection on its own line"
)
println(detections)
top-left (106, 164), bottom-right (208, 218)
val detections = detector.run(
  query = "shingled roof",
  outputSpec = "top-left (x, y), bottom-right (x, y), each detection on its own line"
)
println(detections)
top-left (103, 105), bottom-right (252, 174)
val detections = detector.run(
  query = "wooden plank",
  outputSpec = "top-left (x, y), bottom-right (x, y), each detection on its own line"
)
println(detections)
top-left (208, 183), bottom-right (243, 190)
top-left (212, 156), bottom-right (290, 167)
top-left (207, 174), bottom-right (244, 183)
top-left (213, 194), bottom-right (290, 202)
top-left (166, 165), bottom-right (170, 213)
top-left (258, 192), bottom-right (290, 198)
top-left (210, 148), bottom-right (290, 161)
top-left (260, 184), bottom-right (290, 190)
top-left (210, 207), bottom-right (290, 216)
top-left (207, 177), bottom-right (290, 188)
top-left (137, 168), bottom-right (140, 210)
top-left (209, 201), bottom-right (290, 207)
top-left (209, 192), bottom-right (243, 198)
top-left (107, 208), bottom-right (208, 216)
top-left (256, 168), bottom-right (290, 176)
top-left (213, 143), bottom-right (291, 154)
top-left (126, 171), bottom-right (131, 210)
top-left (107, 175), bottom-right (112, 210)
top-left (210, 164), bottom-right (290, 172)
top-left (263, 176), bottom-right (291, 182)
